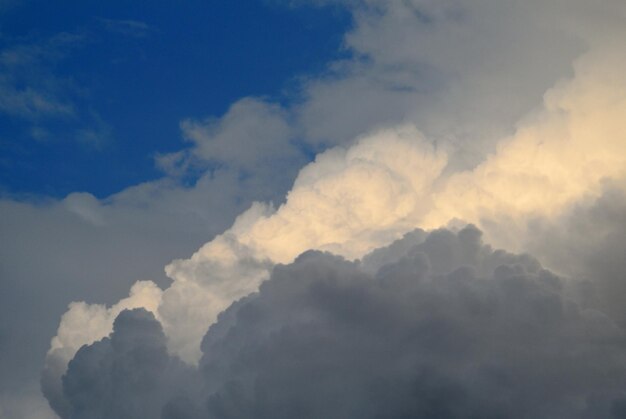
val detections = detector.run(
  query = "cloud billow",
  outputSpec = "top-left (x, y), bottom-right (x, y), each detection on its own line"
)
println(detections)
top-left (51, 227), bottom-right (626, 418)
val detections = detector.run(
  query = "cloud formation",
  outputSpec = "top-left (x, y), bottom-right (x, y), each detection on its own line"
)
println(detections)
top-left (47, 227), bottom-right (626, 418)
top-left (41, 7), bottom-right (626, 409)
top-left (45, 33), bottom-right (626, 376)
top-left (0, 0), bottom-right (619, 416)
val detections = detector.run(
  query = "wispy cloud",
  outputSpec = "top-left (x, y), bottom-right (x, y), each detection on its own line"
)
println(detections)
top-left (0, 30), bottom-right (118, 150)
top-left (0, 79), bottom-right (75, 118)
top-left (98, 18), bottom-right (152, 38)
top-left (0, 32), bottom-right (83, 120)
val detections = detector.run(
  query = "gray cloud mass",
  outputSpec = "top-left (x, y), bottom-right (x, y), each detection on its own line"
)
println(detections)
top-left (527, 183), bottom-right (626, 327)
top-left (48, 227), bottom-right (626, 418)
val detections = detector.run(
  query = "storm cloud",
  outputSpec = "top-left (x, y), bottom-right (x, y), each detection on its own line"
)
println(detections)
top-left (47, 227), bottom-right (626, 418)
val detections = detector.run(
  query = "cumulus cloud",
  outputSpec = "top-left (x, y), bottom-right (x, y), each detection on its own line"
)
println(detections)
top-left (422, 43), bottom-right (626, 249)
top-left (42, 279), bottom-right (163, 416)
top-left (196, 231), bottom-right (626, 418)
top-left (44, 31), bottom-right (626, 386)
top-left (47, 125), bottom-right (447, 369)
top-left (47, 227), bottom-right (626, 418)
top-left (3, 0), bottom-right (619, 416)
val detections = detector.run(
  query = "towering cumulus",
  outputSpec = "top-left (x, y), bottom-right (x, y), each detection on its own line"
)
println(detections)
top-left (41, 0), bottom-right (626, 418)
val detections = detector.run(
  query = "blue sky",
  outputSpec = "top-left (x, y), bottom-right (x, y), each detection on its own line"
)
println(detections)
top-left (0, 0), bottom-right (349, 198)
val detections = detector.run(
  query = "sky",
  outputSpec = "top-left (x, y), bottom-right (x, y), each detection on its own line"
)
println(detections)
top-left (0, 0), bottom-right (349, 197)
top-left (1, 1), bottom-right (626, 418)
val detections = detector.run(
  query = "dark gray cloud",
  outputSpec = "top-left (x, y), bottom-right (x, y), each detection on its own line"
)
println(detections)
top-left (48, 226), bottom-right (626, 418)
top-left (53, 309), bottom-right (200, 419)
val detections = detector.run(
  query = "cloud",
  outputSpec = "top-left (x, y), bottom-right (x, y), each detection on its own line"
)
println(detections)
top-left (38, 125), bottom-right (449, 411)
top-left (98, 18), bottom-right (152, 38)
top-left (158, 98), bottom-right (306, 196)
top-left (0, 383), bottom-right (58, 419)
top-left (154, 125), bottom-right (446, 362)
top-left (0, 0), bottom-right (617, 416)
top-left (0, 79), bottom-right (75, 119)
top-left (196, 230), bottom-right (626, 418)
top-left (43, 280), bottom-right (163, 408)
top-left (0, 175), bottom-right (263, 418)
top-left (296, 0), bottom-right (582, 149)
top-left (525, 182), bottom-right (626, 325)
top-left (0, 30), bottom-right (118, 152)
top-left (44, 35), bottom-right (626, 380)
top-left (0, 33), bottom-right (80, 120)
top-left (57, 309), bottom-right (198, 419)
top-left (47, 227), bottom-right (626, 418)
top-left (421, 43), bottom-right (626, 249)
top-left (180, 99), bottom-right (296, 170)
top-left (295, 0), bottom-right (626, 169)
top-left (193, 38), bottom-right (624, 342)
